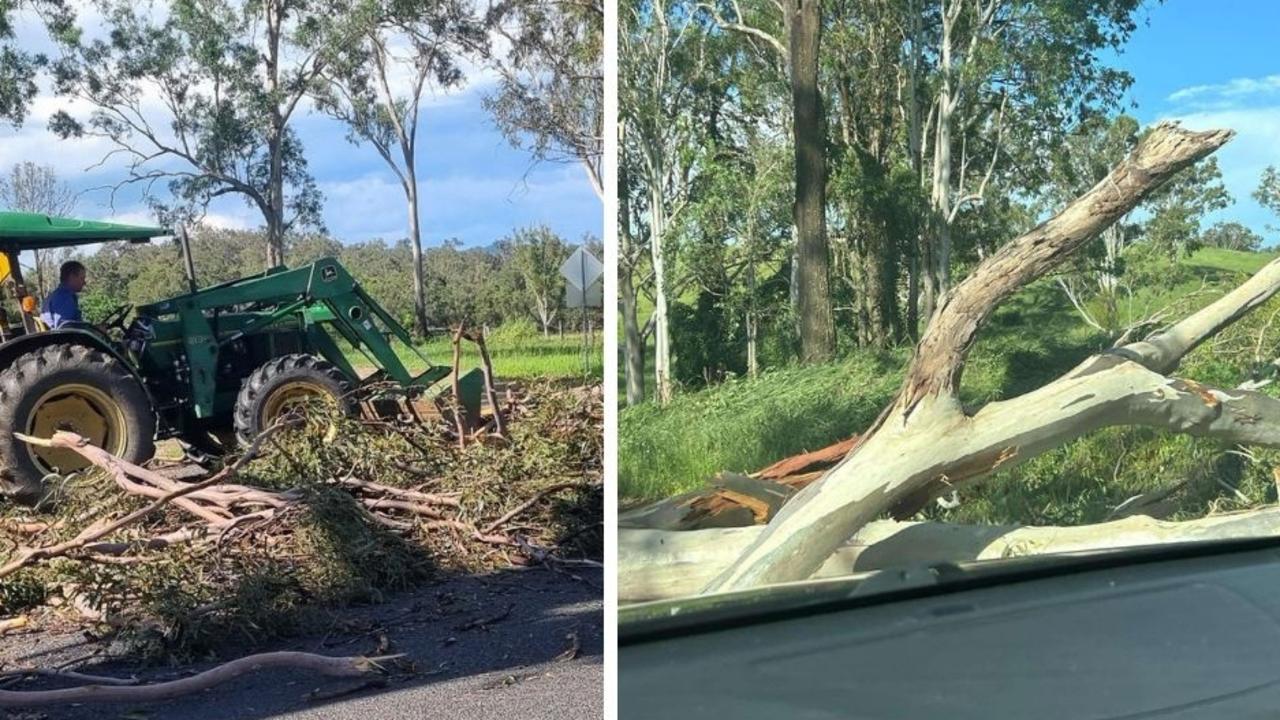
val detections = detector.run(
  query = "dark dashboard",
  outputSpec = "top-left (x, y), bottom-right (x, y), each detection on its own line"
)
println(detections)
top-left (620, 541), bottom-right (1280, 719)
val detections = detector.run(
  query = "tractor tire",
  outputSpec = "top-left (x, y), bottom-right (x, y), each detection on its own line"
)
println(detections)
top-left (233, 354), bottom-right (355, 448)
top-left (0, 344), bottom-right (156, 507)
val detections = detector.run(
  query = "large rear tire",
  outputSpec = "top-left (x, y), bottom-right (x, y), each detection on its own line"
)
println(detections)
top-left (233, 354), bottom-right (355, 447)
top-left (0, 344), bottom-right (156, 506)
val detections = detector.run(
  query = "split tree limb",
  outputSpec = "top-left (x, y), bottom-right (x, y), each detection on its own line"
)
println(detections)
top-left (706, 123), bottom-right (1240, 593)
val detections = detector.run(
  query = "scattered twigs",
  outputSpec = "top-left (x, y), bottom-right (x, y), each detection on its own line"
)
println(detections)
top-left (0, 651), bottom-right (403, 708)
top-left (482, 481), bottom-right (594, 534)
top-left (337, 476), bottom-right (460, 507)
top-left (0, 381), bottom-right (601, 649)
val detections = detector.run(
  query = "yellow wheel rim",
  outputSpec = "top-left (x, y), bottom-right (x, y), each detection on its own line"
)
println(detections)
top-left (25, 384), bottom-right (127, 474)
top-left (261, 380), bottom-right (337, 427)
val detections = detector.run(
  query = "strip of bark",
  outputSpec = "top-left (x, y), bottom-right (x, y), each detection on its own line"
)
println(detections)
top-left (0, 652), bottom-right (400, 708)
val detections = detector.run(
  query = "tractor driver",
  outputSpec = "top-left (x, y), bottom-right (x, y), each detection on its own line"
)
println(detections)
top-left (40, 260), bottom-right (87, 329)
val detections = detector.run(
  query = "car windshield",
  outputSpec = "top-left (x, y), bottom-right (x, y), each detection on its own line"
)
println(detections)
top-left (617, 1), bottom-right (1280, 622)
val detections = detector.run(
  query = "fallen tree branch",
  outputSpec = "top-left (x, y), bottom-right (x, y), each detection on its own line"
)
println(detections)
top-left (482, 481), bottom-right (594, 534)
top-left (337, 476), bottom-right (460, 507)
top-left (706, 123), bottom-right (1240, 593)
top-left (0, 651), bottom-right (402, 708)
top-left (624, 508), bottom-right (1280, 602)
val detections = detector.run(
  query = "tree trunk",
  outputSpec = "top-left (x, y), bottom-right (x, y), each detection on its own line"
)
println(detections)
top-left (704, 123), bottom-right (1237, 593)
top-left (264, 0), bottom-right (287, 270)
top-left (904, 0), bottom-right (924, 340)
top-left (788, 0), bottom-right (834, 364)
top-left (622, 508), bottom-right (1280, 603)
top-left (650, 186), bottom-right (673, 405)
top-left (406, 169), bottom-right (429, 337)
top-left (747, 253), bottom-right (759, 378)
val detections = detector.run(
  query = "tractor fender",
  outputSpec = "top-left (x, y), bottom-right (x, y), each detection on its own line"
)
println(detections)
top-left (0, 329), bottom-right (159, 415)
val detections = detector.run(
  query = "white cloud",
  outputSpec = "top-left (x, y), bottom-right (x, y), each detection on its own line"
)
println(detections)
top-left (319, 163), bottom-right (597, 244)
top-left (1167, 75), bottom-right (1280, 110)
top-left (1158, 106), bottom-right (1280, 241)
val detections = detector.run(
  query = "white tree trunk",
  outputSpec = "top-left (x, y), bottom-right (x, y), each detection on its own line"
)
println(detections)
top-left (407, 171), bottom-right (429, 337)
top-left (926, 8), bottom-right (955, 312)
top-left (621, 508), bottom-right (1280, 603)
top-left (650, 186), bottom-right (673, 405)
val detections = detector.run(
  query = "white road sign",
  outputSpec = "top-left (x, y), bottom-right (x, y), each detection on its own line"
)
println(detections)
top-left (565, 277), bottom-right (604, 308)
top-left (560, 246), bottom-right (603, 291)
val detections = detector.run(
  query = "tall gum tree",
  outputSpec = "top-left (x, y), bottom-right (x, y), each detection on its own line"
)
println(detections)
top-left (313, 0), bottom-right (486, 336)
top-left (47, 0), bottom-right (347, 267)
top-left (485, 0), bottom-right (604, 199)
top-left (621, 0), bottom-right (709, 404)
top-left (912, 0), bottom-right (1143, 324)
top-left (700, 0), bottom-right (833, 361)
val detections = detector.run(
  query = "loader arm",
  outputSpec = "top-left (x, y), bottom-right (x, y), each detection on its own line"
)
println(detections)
top-left (136, 257), bottom-right (465, 418)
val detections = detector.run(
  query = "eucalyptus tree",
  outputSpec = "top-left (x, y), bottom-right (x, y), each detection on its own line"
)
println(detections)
top-left (619, 156), bottom-right (649, 405)
top-left (502, 225), bottom-right (571, 336)
top-left (823, 0), bottom-right (923, 348)
top-left (313, 0), bottom-right (486, 336)
top-left (46, 0), bottom-right (354, 268)
top-left (686, 128), bottom-right (791, 378)
top-left (910, 0), bottom-right (1144, 322)
top-left (698, 0), bottom-right (833, 362)
top-left (1201, 222), bottom-right (1263, 253)
top-left (0, 162), bottom-right (76, 295)
top-left (1042, 114), bottom-right (1140, 332)
top-left (621, 0), bottom-right (714, 404)
top-left (486, 0), bottom-right (604, 198)
top-left (0, 0), bottom-right (77, 125)
top-left (1141, 156), bottom-right (1231, 256)
top-left (1257, 166), bottom-right (1280, 233)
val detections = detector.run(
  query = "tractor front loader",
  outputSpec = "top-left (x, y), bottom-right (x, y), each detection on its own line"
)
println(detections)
top-left (0, 212), bottom-right (481, 506)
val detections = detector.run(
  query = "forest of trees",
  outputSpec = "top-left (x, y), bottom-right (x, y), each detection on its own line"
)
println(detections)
top-left (620, 0), bottom-right (1279, 406)
top-left (0, 0), bottom-right (602, 336)
top-left (71, 224), bottom-right (603, 336)
top-left (0, 162), bottom-right (600, 335)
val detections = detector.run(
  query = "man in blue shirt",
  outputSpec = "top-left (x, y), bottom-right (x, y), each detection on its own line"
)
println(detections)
top-left (40, 260), bottom-right (87, 328)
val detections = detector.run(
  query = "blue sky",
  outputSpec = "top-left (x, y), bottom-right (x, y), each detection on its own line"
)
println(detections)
top-left (2, 1), bottom-right (1275, 249)
top-left (1109, 0), bottom-right (1280, 238)
top-left (0, 4), bottom-right (602, 248)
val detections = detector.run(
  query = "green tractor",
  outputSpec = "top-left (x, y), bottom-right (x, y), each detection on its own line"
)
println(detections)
top-left (0, 212), bottom-right (481, 506)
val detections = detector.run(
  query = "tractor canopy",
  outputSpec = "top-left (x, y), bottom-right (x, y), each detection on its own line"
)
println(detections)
top-left (0, 212), bottom-right (169, 254)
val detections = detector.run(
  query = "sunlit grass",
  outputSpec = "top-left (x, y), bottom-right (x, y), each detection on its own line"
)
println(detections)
top-left (344, 328), bottom-right (603, 381)
top-left (620, 260), bottom-right (1280, 531)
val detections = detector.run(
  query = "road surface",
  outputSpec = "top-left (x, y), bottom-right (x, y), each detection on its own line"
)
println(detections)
top-left (0, 568), bottom-right (602, 719)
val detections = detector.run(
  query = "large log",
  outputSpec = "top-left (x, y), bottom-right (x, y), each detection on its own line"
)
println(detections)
top-left (707, 123), bottom-right (1254, 593)
top-left (622, 508), bottom-right (1280, 602)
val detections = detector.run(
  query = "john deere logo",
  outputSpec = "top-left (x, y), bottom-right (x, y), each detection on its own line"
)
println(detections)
top-left (321, 266), bottom-right (337, 282)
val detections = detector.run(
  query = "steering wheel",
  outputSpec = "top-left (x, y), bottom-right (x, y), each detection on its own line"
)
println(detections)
top-left (99, 303), bottom-right (133, 334)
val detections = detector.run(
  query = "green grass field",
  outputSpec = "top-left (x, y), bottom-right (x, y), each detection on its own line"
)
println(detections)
top-left (345, 329), bottom-right (603, 381)
top-left (620, 252), bottom-right (1280, 529)
top-left (1182, 246), bottom-right (1278, 275)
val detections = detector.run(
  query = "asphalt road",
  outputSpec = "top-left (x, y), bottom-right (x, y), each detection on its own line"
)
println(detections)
top-left (0, 567), bottom-right (602, 720)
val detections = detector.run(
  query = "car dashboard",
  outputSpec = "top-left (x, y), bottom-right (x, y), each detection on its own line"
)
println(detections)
top-left (620, 541), bottom-right (1280, 719)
